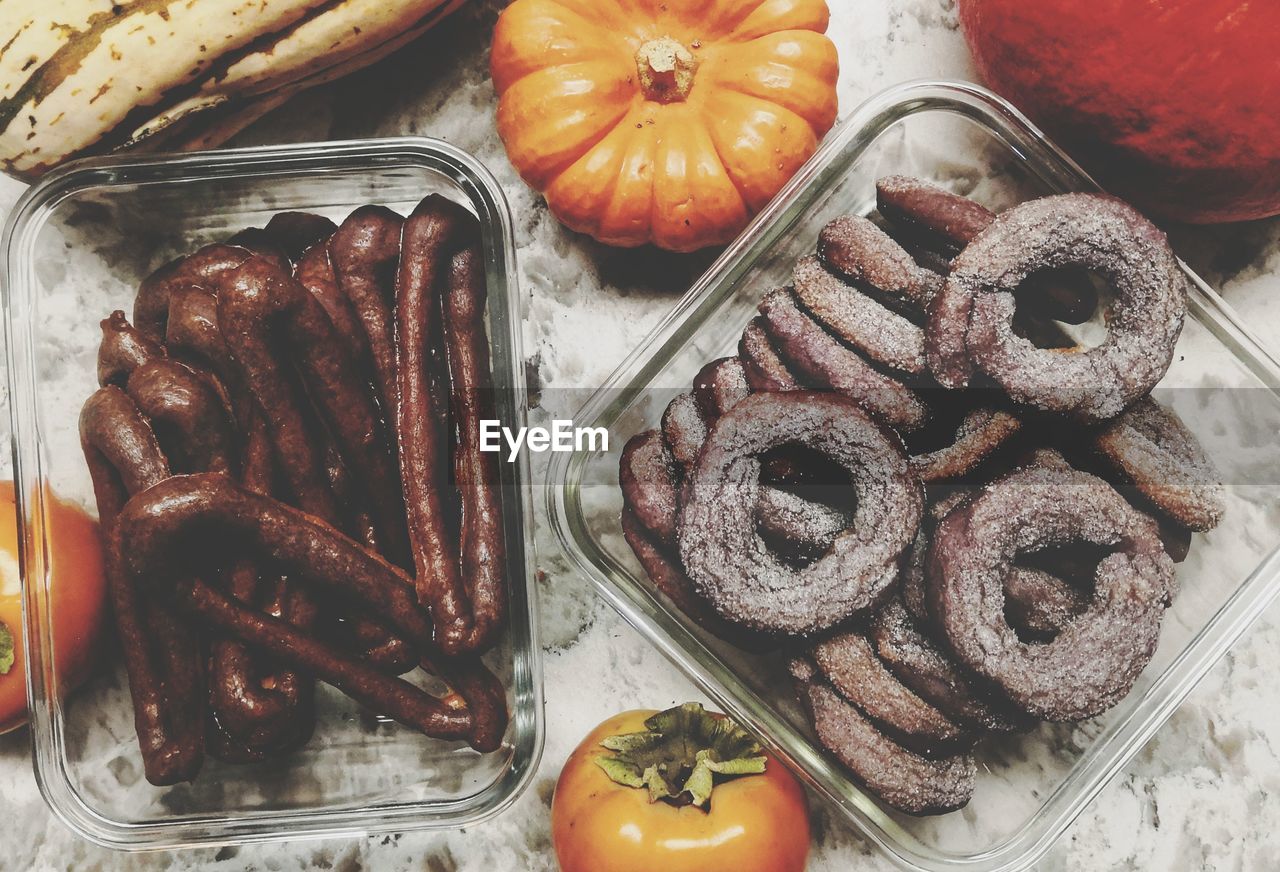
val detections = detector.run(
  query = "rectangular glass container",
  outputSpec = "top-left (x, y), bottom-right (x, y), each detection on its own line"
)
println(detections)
top-left (549, 82), bottom-right (1280, 872)
top-left (2, 138), bottom-right (544, 850)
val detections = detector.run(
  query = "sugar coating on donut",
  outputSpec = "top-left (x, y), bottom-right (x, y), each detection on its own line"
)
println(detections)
top-left (619, 429), bottom-right (680, 546)
top-left (1002, 566), bottom-right (1089, 639)
top-left (790, 657), bottom-right (976, 815)
top-left (870, 597), bottom-right (1028, 734)
top-left (924, 273), bottom-right (979, 389)
top-left (755, 485), bottom-right (849, 557)
top-left (661, 392), bottom-right (707, 471)
top-left (621, 507), bottom-right (704, 620)
top-left (792, 255), bottom-right (927, 375)
top-left (759, 288), bottom-right (929, 431)
top-left (900, 513), bottom-right (1084, 643)
top-left (926, 463), bottom-right (1176, 721)
top-left (621, 508), bottom-right (769, 652)
top-left (911, 407), bottom-right (1022, 483)
top-left (876, 177), bottom-right (1097, 325)
top-left (693, 356), bottom-right (751, 419)
top-left (942, 194), bottom-right (1186, 421)
top-left (679, 391), bottom-right (922, 636)
top-left (817, 215), bottom-right (944, 312)
top-left (739, 317), bottom-right (802, 394)
top-left (653, 360), bottom-right (856, 569)
top-left (1095, 397), bottom-right (1225, 531)
top-left (875, 175), bottom-right (996, 252)
top-left (811, 632), bottom-right (970, 755)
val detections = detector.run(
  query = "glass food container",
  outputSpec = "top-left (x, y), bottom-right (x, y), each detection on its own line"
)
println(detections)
top-left (1, 138), bottom-right (544, 850)
top-left (549, 81), bottom-right (1280, 872)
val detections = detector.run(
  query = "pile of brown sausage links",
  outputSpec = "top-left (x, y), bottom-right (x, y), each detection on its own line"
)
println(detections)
top-left (81, 197), bottom-right (509, 786)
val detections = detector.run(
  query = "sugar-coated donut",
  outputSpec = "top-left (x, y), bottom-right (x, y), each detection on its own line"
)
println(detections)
top-left (679, 392), bottom-right (922, 636)
top-left (926, 194), bottom-right (1185, 422)
top-left (927, 463), bottom-right (1175, 721)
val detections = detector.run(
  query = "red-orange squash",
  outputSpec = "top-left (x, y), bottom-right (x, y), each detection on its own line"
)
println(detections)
top-left (491, 0), bottom-right (839, 252)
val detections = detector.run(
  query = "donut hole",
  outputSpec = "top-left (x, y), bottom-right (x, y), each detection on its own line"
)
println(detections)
top-left (1005, 540), bottom-right (1109, 644)
top-left (1012, 268), bottom-right (1112, 350)
top-left (760, 444), bottom-right (854, 506)
top-left (905, 414), bottom-right (962, 457)
top-left (756, 443), bottom-right (857, 568)
top-left (905, 392), bottom-right (986, 455)
top-left (1020, 540), bottom-right (1109, 588)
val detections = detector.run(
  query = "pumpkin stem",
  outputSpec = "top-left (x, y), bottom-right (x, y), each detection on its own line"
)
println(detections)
top-left (594, 703), bottom-right (767, 809)
top-left (635, 37), bottom-right (699, 103)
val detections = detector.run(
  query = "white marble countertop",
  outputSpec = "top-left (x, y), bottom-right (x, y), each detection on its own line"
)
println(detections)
top-left (3, 1), bottom-right (1280, 869)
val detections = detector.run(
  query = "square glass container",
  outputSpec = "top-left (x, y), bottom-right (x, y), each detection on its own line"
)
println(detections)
top-left (1, 138), bottom-right (544, 850)
top-left (549, 82), bottom-right (1280, 872)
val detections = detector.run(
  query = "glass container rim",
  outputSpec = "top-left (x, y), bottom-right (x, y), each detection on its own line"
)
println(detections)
top-left (2, 135), bottom-right (547, 851)
top-left (547, 79), bottom-right (1280, 872)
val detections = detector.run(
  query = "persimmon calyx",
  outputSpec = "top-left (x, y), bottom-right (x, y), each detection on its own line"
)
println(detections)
top-left (635, 37), bottom-right (698, 103)
top-left (0, 620), bottom-right (12, 674)
top-left (595, 702), bottom-right (767, 808)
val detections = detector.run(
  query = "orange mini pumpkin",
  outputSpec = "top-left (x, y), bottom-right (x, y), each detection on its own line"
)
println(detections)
top-left (491, 0), bottom-right (839, 252)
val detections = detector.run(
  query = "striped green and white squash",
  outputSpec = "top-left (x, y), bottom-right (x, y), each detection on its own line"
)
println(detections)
top-left (0, 0), bottom-right (467, 177)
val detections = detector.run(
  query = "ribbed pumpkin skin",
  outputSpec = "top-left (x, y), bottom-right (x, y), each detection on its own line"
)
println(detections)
top-left (491, 0), bottom-right (839, 253)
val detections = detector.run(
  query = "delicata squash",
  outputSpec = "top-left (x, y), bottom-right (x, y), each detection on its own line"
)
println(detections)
top-left (0, 0), bottom-right (467, 177)
top-left (491, 0), bottom-right (839, 252)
